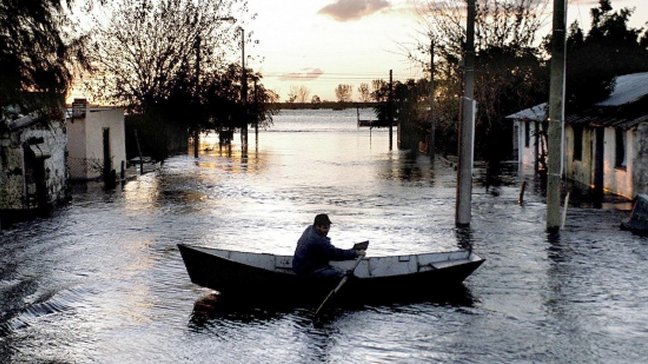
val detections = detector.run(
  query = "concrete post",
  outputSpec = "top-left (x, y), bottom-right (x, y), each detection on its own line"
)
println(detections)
top-left (547, 0), bottom-right (567, 233)
top-left (455, 0), bottom-right (476, 227)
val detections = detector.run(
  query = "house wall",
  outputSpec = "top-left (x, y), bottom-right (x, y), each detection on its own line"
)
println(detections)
top-left (66, 114), bottom-right (88, 178)
top-left (564, 125), bottom-right (594, 188)
top-left (563, 124), bottom-right (635, 198)
top-left (602, 127), bottom-right (633, 198)
top-left (517, 120), bottom-right (640, 199)
top-left (66, 107), bottom-right (126, 180)
top-left (634, 123), bottom-right (648, 195)
top-left (515, 120), bottom-right (541, 168)
top-left (0, 119), bottom-right (68, 210)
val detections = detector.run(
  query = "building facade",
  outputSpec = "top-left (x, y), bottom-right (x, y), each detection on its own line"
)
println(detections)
top-left (66, 99), bottom-right (126, 181)
top-left (508, 73), bottom-right (648, 199)
top-left (1, 111), bottom-right (69, 220)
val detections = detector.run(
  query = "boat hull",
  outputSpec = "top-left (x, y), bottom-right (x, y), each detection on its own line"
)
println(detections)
top-left (178, 244), bottom-right (485, 303)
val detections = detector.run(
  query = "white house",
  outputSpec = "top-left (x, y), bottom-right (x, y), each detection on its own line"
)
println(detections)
top-left (66, 99), bottom-right (127, 181)
top-left (507, 72), bottom-right (648, 199)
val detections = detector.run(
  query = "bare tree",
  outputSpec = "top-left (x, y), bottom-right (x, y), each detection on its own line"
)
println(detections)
top-left (288, 85), bottom-right (310, 103)
top-left (335, 84), bottom-right (353, 102)
top-left (412, 0), bottom-right (550, 161)
top-left (416, 0), bottom-right (548, 62)
top-left (358, 83), bottom-right (371, 102)
top-left (84, 0), bottom-right (247, 112)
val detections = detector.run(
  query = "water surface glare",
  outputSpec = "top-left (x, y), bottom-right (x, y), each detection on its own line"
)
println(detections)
top-left (1, 108), bottom-right (647, 363)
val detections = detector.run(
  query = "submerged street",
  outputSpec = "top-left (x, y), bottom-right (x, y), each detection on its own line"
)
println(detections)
top-left (1, 109), bottom-right (647, 363)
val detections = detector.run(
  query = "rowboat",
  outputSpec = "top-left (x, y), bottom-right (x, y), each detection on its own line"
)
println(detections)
top-left (178, 244), bottom-right (485, 303)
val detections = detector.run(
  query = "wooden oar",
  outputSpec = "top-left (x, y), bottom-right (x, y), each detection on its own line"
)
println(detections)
top-left (314, 253), bottom-right (365, 317)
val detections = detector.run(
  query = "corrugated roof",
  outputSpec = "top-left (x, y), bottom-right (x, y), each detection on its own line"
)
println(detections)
top-left (505, 102), bottom-right (546, 121)
top-left (506, 72), bottom-right (648, 129)
top-left (596, 72), bottom-right (648, 106)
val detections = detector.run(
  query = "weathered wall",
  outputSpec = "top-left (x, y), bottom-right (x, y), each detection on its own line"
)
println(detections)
top-left (564, 125), bottom-right (594, 189)
top-left (0, 131), bottom-right (27, 209)
top-left (0, 119), bottom-right (68, 210)
top-left (633, 123), bottom-right (648, 196)
top-left (603, 127), bottom-right (633, 198)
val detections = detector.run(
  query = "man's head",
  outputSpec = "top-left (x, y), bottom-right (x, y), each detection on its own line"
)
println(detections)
top-left (313, 214), bottom-right (332, 237)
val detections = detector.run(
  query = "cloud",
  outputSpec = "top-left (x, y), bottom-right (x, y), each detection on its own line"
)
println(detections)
top-left (318, 0), bottom-right (391, 22)
top-left (278, 68), bottom-right (324, 81)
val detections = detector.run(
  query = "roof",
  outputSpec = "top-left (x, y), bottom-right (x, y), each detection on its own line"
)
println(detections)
top-left (596, 72), bottom-right (648, 106)
top-left (506, 72), bottom-right (648, 128)
top-left (505, 102), bottom-right (546, 122)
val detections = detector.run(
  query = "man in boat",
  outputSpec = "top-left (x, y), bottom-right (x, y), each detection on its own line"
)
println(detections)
top-left (292, 214), bottom-right (365, 278)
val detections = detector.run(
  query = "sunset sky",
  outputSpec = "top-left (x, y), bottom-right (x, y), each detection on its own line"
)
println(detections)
top-left (243, 0), bottom-right (648, 102)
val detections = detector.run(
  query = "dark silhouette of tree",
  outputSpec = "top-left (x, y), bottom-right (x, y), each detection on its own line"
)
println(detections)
top-left (83, 0), bottom-right (278, 158)
top-left (412, 0), bottom-right (549, 161)
top-left (562, 0), bottom-right (648, 110)
top-left (202, 63), bottom-right (277, 132)
top-left (0, 0), bottom-right (91, 114)
top-left (358, 83), bottom-right (371, 102)
top-left (85, 0), bottom-right (246, 114)
top-left (335, 84), bottom-right (353, 102)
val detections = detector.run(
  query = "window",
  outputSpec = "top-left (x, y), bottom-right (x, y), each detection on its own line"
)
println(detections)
top-left (524, 121), bottom-right (530, 148)
top-left (573, 125), bottom-right (583, 161)
top-left (615, 128), bottom-right (626, 168)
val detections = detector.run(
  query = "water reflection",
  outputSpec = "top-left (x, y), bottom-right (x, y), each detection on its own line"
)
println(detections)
top-left (188, 283), bottom-right (476, 332)
top-left (189, 293), bottom-right (291, 329)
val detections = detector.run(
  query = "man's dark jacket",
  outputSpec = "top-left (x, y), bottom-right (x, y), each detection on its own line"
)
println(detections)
top-left (292, 225), bottom-right (358, 275)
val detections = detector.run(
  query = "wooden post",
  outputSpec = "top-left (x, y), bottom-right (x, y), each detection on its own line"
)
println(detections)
top-left (518, 181), bottom-right (527, 205)
top-left (455, 0), bottom-right (476, 227)
top-left (193, 130), bottom-right (199, 158)
top-left (102, 127), bottom-right (112, 184)
top-left (546, 0), bottom-right (567, 233)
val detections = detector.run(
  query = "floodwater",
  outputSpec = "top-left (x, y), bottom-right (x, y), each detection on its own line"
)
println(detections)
top-left (1, 108), bottom-right (647, 363)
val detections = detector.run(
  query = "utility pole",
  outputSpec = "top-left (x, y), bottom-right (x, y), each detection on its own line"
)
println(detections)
top-left (193, 35), bottom-right (201, 159)
top-left (240, 27), bottom-right (248, 150)
top-left (429, 40), bottom-right (435, 158)
top-left (389, 69), bottom-right (394, 151)
top-left (253, 79), bottom-right (259, 144)
top-left (546, 0), bottom-right (567, 233)
top-left (455, 0), bottom-right (476, 227)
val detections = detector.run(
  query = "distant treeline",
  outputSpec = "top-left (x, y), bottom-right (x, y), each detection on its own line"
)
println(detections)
top-left (272, 102), bottom-right (379, 110)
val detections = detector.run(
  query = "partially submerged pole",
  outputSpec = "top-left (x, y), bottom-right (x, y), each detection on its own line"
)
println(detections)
top-left (546, 0), bottom-right (568, 233)
top-left (455, 0), bottom-right (476, 227)
top-left (389, 69), bottom-right (394, 151)
top-left (429, 40), bottom-right (435, 158)
top-left (194, 36), bottom-right (201, 159)
top-left (240, 27), bottom-right (248, 149)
